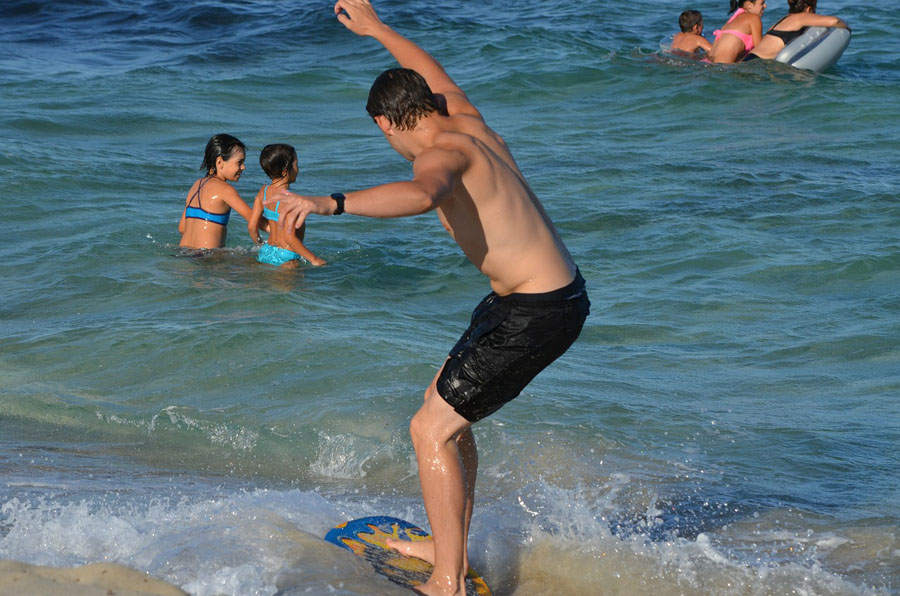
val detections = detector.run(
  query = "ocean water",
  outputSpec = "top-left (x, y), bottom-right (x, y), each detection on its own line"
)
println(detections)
top-left (1, 0), bottom-right (898, 594)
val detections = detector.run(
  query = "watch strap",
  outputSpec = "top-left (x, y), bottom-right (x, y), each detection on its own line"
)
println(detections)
top-left (330, 192), bottom-right (345, 215)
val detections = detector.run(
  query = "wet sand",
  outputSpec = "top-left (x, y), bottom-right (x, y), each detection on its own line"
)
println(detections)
top-left (0, 560), bottom-right (187, 596)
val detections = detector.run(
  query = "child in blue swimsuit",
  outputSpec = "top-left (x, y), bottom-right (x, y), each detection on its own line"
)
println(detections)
top-left (248, 144), bottom-right (326, 267)
top-left (179, 134), bottom-right (256, 249)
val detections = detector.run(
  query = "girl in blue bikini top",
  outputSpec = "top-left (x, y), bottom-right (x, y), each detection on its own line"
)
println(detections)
top-left (178, 134), bottom-right (255, 250)
top-left (185, 177), bottom-right (231, 226)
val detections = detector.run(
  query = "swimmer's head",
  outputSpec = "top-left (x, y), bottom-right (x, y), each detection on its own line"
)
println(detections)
top-left (679, 10), bottom-right (703, 32)
top-left (366, 68), bottom-right (440, 131)
top-left (259, 143), bottom-right (298, 182)
top-left (201, 134), bottom-right (246, 176)
top-left (788, 0), bottom-right (816, 13)
top-left (731, 0), bottom-right (766, 13)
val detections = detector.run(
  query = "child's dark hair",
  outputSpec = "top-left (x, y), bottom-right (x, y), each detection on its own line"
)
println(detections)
top-left (679, 10), bottom-right (703, 32)
top-left (788, 0), bottom-right (816, 13)
top-left (201, 134), bottom-right (245, 175)
top-left (259, 143), bottom-right (298, 180)
top-left (366, 68), bottom-right (440, 131)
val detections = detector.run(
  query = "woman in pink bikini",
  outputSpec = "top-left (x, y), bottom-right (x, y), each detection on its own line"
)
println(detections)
top-left (709, 0), bottom-right (767, 63)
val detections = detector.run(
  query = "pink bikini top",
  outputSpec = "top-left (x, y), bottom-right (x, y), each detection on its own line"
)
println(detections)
top-left (714, 8), bottom-right (755, 52)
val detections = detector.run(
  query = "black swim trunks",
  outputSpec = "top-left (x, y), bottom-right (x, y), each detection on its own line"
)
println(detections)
top-left (436, 269), bottom-right (590, 422)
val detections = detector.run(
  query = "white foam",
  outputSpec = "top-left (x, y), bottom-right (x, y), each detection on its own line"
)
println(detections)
top-left (0, 488), bottom-right (344, 595)
top-left (0, 477), bottom-right (892, 595)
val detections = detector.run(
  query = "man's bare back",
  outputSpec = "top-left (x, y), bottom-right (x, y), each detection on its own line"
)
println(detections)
top-left (418, 116), bottom-right (576, 295)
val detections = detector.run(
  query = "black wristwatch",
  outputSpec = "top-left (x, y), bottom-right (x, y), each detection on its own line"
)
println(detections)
top-left (330, 192), bottom-right (345, 215)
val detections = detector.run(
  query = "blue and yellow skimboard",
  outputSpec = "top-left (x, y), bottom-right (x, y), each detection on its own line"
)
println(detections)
top-left (324, 516), bottom-right (492, 595)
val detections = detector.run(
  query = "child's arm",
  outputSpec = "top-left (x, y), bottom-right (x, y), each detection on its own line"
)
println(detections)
top-left (247, 187), bottom-right (265, 244)
top-left (696, 34), bottom-right (712, 52)
top-left (220, 185), bottom-right (255, 222)
top-left (178, 184), bottom-right (194, 236)
top-left (287, 225), bottom-right (326, 267)
top-left (750, 16), bottom-right (764, 49)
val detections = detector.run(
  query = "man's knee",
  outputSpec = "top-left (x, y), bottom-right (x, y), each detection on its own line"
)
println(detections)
top-left (410, 387), bottom-right (468, 449)
top-left (410, 403), bottom-right (441, 447)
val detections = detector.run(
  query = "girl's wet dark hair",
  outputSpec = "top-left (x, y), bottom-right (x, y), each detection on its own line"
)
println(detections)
top-left (200, 134), bottom-right (245, 175)
top-left (729, 0), bottom-right (755, 12)
top-left (259, 143), bottom-right (298, 180)
top-left (788, 0), bottom-right (816, 13)
top-left (366, 68), bottom-right (440, 131)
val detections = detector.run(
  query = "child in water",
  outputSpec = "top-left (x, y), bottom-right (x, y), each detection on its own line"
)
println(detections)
top-left (248, 144), bottom-right (326, 267)
top-left (709, 0), bottom-right (767, 63)
top-left (672, 10), bottom-right (713, 54)
top-left (179, 134), bottom-right (256, 249)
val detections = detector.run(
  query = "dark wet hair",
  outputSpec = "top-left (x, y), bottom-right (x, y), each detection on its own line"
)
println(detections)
top-left (788, 0), bottom-right (816, 13)
top-left (679, 10), bottom-right (703, 32)
top-left (200, 134), bottom-right (245, 175)
top-left (259, 143), bottom-right (298, 180)
top-left (729, 0), bottom-right (755, 12)
top-left (365, 68), bottom-right (440, 131)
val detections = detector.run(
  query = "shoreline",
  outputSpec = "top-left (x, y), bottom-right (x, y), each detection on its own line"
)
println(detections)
top-left (0, 560), bottom-right (187, 596)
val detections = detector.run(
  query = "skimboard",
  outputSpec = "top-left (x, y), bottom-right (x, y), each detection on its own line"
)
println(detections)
top-left (324, 516), bottom-right (492, 595)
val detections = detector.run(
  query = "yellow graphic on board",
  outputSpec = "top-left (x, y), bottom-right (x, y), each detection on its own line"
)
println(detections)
top-left (327, 517), bottom-right (492, 595)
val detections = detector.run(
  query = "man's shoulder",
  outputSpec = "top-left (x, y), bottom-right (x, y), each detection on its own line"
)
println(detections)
top-left (416, 137), bottom-right (470, 172)
top-left (429, 126), bottom-right (493, 166)
top-left (441, 114), bottom-right (499, 145)
top-left (443, 89), bottom-right (482, 119)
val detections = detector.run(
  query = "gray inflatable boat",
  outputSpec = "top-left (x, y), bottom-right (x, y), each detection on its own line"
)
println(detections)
top-left (659, 26), bottom-right (850, 73)
top-left (774, 26), bottom-right (851, 73)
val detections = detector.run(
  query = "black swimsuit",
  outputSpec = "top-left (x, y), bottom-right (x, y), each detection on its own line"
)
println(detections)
top-left (767, 17), bottom-right (809, 45)
top-left (744, 18), bottom-right (809, 62)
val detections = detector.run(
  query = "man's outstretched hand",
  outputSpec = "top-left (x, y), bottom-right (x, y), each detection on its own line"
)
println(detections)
top-left (266, 190), bottom-right (332, 235)
top-left (334, 0), bottom-right (384, 37)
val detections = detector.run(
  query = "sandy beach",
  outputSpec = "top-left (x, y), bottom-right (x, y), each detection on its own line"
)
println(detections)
top-left (0, 560), bottom-right (187, 596)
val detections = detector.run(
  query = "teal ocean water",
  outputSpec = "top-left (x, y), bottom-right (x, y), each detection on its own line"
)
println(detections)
top-left (1, 1), bottom-right (898, 594)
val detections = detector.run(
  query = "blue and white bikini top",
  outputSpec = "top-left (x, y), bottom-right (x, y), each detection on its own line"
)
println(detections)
top-left (184, 177), bottom-right (231, 226)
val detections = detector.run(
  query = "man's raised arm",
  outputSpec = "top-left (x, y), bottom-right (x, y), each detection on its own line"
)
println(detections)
top-left (333, 0), bottom-right (479, 116)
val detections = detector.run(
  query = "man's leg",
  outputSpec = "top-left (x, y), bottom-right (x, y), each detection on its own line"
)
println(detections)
top-left (456, 425), bottom-right (478, 569)
top-left (388, 365), bottom-right (478, 572)
top-left (387, 426), bottom-right (477, 571)
top-left (408, 382), bottom-right (473, 595)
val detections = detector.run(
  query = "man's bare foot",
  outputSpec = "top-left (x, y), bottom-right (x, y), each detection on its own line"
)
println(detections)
top-left (385, 537), bottom-right (436, 565)
top-left (412, 577), bottom-right (466, 596)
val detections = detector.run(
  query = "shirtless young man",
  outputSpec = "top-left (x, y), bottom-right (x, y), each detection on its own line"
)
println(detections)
top-left (273, 2), bottom-right (590, 594)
